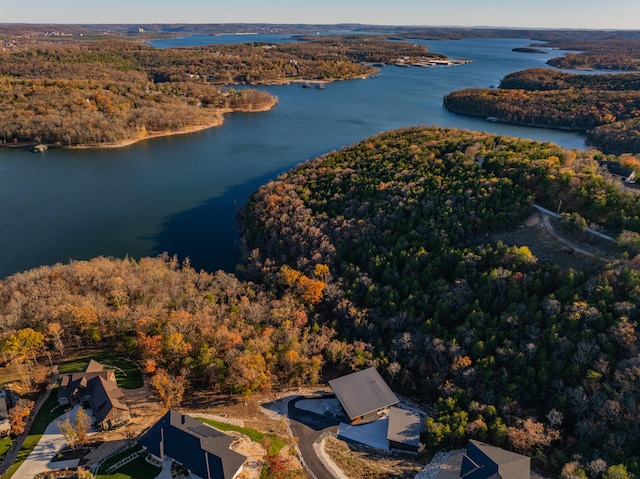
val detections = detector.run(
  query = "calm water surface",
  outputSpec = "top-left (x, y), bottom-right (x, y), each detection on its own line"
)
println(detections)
top-left (0, 38), bottom-right (587, 278)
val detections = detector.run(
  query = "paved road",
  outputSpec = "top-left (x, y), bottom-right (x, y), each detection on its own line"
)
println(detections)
top-left (287, 397), bottom-right (340, 479)
top-left (12, 405), bottom-right (93, 479)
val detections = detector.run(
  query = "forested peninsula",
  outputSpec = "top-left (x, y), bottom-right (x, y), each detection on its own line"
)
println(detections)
top-left (3, 127), bottom-right (640, 476)
top-left (443, 68), bottom-right (640, 154)
top-left (0, 28), bottom-right (439, 148)
top-left (240, 127), bottom-right (640, 476)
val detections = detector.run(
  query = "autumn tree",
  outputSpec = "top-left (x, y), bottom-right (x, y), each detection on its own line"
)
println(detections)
top-left (46, 321), bottom-right (65, 357)
top-left (507, 417), bottom-right (560, 454)
top-left (9, 398), bottom-right (34, 436)
top-left (5, 328), bottom-right (45, 365)
top-left (58, 408), bottom-right (91, 449)
top-left (74, 408), bottom-right (91, 446)
top-left (149, 368), bottom-right (187, 411)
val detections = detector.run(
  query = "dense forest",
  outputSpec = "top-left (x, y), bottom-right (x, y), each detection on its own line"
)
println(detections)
top-left (0, 255), bottom-right (339, 398)
top-left (240, 127), bottom-right (640, 477)
top-left (0, 32), bottom-right (436, 147)
top-left (543, 39), bottom-right (640, 71)
top-left (443, 68), bottom-right (640, 154)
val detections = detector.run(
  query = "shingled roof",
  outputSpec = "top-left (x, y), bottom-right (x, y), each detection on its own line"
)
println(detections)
top-left (57, 359), bottom-right (129, 429)
top-left (138, 410), bottom-right (247, 479)
top-left (329, 367), bottom-right (398, 421)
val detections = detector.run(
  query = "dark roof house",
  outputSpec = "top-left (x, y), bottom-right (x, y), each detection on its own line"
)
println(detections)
top-left (599, 161), bottom-right (636, 183)
top-left (57, 359), bottom-right (130, 430)
top-left (138, 410), bottom-right (247, 479)
top-left (461, 440), bottom-right (531, 479)
top-left (387, 406), bottom-right (421, 453)
top-left (329, 367), bottom-right (399, 423)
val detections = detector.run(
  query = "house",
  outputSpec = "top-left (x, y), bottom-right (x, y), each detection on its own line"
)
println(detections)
top-left (57, 359), bottom-right (130, 430)
top-left (329, 367), bottom-right (399, 424)
top-left (387, 406), bottom-right (421, 453)
top-left (599, 161), bottom-right (636, 183)
top-left (329, 368), bottom-right (423, 452)
top-left (461, 440), bottom-right (531, 479)
top-left (0, 390), bottom-right (10, 436)
top-left (138, 410), bottom-right (247, 479)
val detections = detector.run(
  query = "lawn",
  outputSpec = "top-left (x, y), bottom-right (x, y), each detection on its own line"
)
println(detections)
top-left (198, 418), bottom-right (287, 455)
top-left (2, 387), bottom-right (66, 479)
top-left (96, 444), bottom-right (143, 474)
top-left (96, 454), bottom-right (161, 479)
top-left (58, 352), bottom-right (143, 389)
top-left (0, 436), bottom-right (12, 458)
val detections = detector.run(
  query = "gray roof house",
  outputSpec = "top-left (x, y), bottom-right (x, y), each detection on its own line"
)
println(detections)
top-left (329, 367), bottom-right (399, 424)
top-left (387, 406), bottom-right (421, 453)
top-left (461, 440), bottom-right (531, 479)
top-left (138, 410), bottom-right (247, 479)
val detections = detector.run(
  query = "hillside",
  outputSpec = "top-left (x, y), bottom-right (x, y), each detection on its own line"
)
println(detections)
top-left (2, 127), bottom-right (640, 477)
top-left (240, 127), bottom-right (640, 475)
top-left (443, 68), bottom-right (640, 155)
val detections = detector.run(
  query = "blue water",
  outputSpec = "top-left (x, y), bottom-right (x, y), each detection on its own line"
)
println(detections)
top-left (0, 37), bottom-right (587, 278)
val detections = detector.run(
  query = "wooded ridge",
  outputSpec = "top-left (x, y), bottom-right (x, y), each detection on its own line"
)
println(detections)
top-left (443, 68), bottom-right (640, 154)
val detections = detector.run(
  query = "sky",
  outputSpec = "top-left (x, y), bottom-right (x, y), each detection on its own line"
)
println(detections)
top-left (3, 0), bottom-right (640, 30)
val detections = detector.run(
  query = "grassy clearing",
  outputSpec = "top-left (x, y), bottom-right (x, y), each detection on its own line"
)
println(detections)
top-left (198, 418), bottom-right (287, 455)
top-left (2, 388), bottom-right (65, 479)
top-left (96, 454), bottom-right (161, 479)
top-left (58, 352), bottom-right (143, 389)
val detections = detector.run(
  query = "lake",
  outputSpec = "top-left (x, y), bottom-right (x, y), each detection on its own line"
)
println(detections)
top-left (0, 37), bottom-right (588, 279)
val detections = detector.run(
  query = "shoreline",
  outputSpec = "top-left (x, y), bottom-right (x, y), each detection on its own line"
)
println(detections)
top-left (1, 72), bottom-right (377, 152)
top-left (2, 69), bottom-right (383, 153)
top-left (4, 100), bottom-right (277, 151)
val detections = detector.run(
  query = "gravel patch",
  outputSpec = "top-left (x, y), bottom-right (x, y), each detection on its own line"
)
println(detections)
top-left (414, 450), bottom-right (464, 479)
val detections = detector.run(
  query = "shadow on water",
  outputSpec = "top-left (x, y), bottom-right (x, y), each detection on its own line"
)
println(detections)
top-left (147, 170), bottom-right (281, 275)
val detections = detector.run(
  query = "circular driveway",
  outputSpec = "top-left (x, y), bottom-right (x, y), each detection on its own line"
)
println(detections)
top-left (12, 405), bottom-right (93, 479)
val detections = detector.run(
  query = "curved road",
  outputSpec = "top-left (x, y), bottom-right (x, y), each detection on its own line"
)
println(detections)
top-left (287, 397), bottom-right (340, 479)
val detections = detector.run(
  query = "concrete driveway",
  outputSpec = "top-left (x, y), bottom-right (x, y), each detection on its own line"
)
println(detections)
top-left (12, 405), bottom-right (94, 479)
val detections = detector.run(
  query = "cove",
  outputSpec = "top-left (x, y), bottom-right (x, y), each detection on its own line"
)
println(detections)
top-left (0, 38), bottom-right (587, 279)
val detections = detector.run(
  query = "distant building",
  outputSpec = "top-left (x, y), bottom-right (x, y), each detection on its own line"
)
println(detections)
top-left (329, 367), bottom-right (399, 424)
top-left (138, 410), bottom-right (247, 479)
top-left (461, 440), bottom-right (531, 479)
top-left (57, 359), bottom-right (130, 430)
top-left (599, 160), bottom-right (636, 183)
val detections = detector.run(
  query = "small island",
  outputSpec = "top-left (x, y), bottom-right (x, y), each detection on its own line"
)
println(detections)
top-left (512, 47), bottom-right (547, 53)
